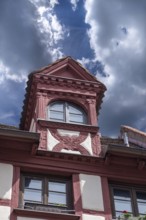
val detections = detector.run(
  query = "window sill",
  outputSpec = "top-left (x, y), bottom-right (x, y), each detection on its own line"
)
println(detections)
top-left (14, 208), bottom-right (80, 220)
top-left (38, 119), bottom-right (98, 133)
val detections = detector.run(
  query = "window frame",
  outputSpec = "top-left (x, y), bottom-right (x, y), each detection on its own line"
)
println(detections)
top-left (19, 173), bottom-right (73, 213)
top-left (48, 101), bottom-right (87, 124)
top-left (110, 183), bottom-right (146, 218)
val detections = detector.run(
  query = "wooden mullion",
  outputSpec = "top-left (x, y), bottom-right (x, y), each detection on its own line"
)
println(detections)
top-left (19, 174), bottom-right (25, 208)
top-left (130, 188), bottom-right (137, 216)
top-left (67, 179), bottom-right (73, 210)
top-left (43, 177), bottom-right (48, 205)
top-left (65, 102), bottom-right (68, 122)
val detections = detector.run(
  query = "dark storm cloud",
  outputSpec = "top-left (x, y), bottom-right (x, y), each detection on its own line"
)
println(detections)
top-left (0, 0), bottom-right (58, 126)
top-left (0, 80), bottom-right (25, 125)
top-left (0, 0), bottom-right (52, 72)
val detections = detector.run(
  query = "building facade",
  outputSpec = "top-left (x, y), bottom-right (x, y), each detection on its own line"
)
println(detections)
top-left (0, 57), bottom-right (146, 220)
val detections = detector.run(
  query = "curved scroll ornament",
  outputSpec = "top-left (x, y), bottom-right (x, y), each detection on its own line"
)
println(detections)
top-left (50, 129), bottom-right (90, 155)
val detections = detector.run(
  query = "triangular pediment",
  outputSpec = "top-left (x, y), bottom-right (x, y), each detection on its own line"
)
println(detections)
top-left (35, 57), bottom-right (100, 82)
top-left (49, 65), bottom-right (85, 80)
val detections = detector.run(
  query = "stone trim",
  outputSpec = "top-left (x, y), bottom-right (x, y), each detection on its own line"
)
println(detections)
top-left (38, 119), bottom-right (99, 133)
top-left (14, 208), bottom-right (80, 220)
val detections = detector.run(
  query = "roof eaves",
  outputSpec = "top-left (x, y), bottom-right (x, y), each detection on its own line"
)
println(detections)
top-left (106, 144), bottom-right (146, 157)
top-left (0, 127), bottom-right (40, 142)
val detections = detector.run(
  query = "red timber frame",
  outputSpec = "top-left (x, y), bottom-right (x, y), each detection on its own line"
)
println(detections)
top-left (1, 131), bottom-right (146, 220)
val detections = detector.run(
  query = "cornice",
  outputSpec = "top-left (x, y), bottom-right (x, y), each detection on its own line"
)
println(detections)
top-left (38, 119), bottom-right (99, 133)
top-left (34, 74), bottom-right (106, 93)
top-left (107, 144), bottom-right (146, 157)
top-left (37, 149), bottom-right (102, 164)
top-left (0, 128), bottom-right (39, 154)
top-left (101, 144), bottom-right (146, 170)
top-left (37, 89), bottom-right (96, 100)
top-left (0, 127), bottom-right (39, 141)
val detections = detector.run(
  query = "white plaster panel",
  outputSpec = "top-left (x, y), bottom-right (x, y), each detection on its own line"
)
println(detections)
top-left (80, 133), bottom-right (93, 155)
top-left (61, 149), bottom-right (81, 154)
top-left (47, 129), bottom-right (59, 151)
top-left (57, 129), bottom-right (80, 136)
top-left (82, 214), bottom-right (105, 220)
top-left (17, 218), bottom-right (46, 220)
top-left (0, 163), bottom-right (13, 199)
top-left (0, 206), bottom-right (11, 220)
top-left (79, 174), bottom-right (104, 211)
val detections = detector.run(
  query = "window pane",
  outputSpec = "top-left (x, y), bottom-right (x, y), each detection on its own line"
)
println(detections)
top-left (115, 211), bottom-right (123, 218)
top-left (24, 189), bottom-right (42, 203)
top-left (68, 105), bottom-right (82, 114)
top-left (114, 188), bottom-right (131, 200)
top-left (50, 103), bottom-right (64, 111)
top-left (137, 203), bottom-right (146, 214)
top-left (137, 191), bottom-right (146, 202)
top-left (25, 178), bottom-right (42, 189)
top-left (48, 192), bottom-right (66, 205)
top-left (50, 111), bottom-right (64, 121)
top-left (69, 113), bottom-right (84, 123)
top-left (49, 182), bottom-right (66, 193)
top-left (136, 191), bottom-right (146, 214)
top-left (113, 189), bottom-right (132, 212)
top-left (48, 101), bottom-right (87, 124)
top-left (115, 200), bottom-right (132, 212)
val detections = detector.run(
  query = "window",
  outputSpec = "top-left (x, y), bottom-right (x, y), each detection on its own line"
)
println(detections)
top-left (110, 184), bottom-right (146, 218)
top-left (48, 101), bottom-right (87, 124)
top-left (20, 174), bottom-right (73, 213)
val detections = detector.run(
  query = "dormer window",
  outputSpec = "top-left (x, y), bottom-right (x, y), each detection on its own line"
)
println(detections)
top-left (48, 101), bottom-right (87, 124)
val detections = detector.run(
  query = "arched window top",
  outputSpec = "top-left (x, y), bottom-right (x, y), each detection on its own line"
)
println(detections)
top-left (48, 101), bottom-right (87, 124)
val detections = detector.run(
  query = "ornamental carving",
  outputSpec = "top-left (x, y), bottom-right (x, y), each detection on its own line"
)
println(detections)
top-left (91, 133), bottom-right (101, 155)
top-left (39, 128), bottom-right (47, 150)
top-left (49, 128), bottom-right (90, 155)
top-left (86, 99), bottom-right (96, 105)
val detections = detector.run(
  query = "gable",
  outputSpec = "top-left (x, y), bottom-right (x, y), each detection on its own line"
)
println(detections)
top-left (49, 65), bottom-right (88, 80)
top-left (34, 57), bottom-right (100, 82)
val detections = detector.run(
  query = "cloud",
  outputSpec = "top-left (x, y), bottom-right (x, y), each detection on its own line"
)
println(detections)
top-left (1, 0), bottom-right (145, 137)
top-left (84, 0), bottom-right (146, 136)
top-left (29, 0), bottom-right (68, 60)
top-left (0, 60), bottom-right (27, 84)
top-left (0, 0), bottom-right (67, 126)
top-left (70, 0), bottom-right (79, 11)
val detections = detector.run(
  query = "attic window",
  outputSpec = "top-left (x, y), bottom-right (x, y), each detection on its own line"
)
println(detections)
top-left (48, 101), bottom-right (87, 124)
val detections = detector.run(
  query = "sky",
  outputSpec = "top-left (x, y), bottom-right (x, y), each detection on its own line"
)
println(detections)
top-left (0, 0), bottom-right (146, 137)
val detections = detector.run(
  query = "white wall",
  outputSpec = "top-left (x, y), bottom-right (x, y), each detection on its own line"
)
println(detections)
top-left (0, 206), bottom-right (11, 220)
top-left (79, 174), bottom-right (104, 211)
top-left (80, 133), bottom-right (93, 155)
top-left (47, 130), bottom-right (59, 151)
top-left (82, 214), bottom-right (105, 220)
top-left (0, 163), bottom-right (13, 199)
